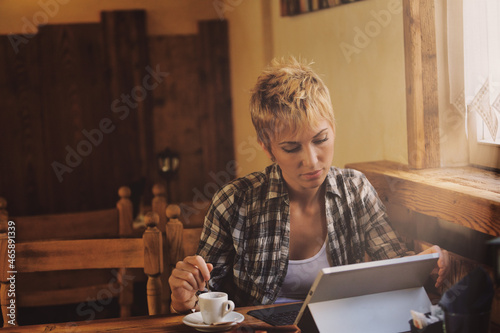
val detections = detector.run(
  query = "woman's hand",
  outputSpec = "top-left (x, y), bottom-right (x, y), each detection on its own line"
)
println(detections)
top-left (417, 245), bottom-right (450, 288)
top-left (168, 255), bottom-right (213, 313)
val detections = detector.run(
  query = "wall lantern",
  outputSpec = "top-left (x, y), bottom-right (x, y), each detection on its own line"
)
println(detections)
top-left (157, 148), bottom-right (180, 179)
top-left (157, 148), bottom-right (179, 201)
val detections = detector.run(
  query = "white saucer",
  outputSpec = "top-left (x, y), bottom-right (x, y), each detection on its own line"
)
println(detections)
top-left (182, 311), bottom-right (244, 332)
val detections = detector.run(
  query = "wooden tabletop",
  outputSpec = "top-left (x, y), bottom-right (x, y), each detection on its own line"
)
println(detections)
top-left (1, 305), bottom-right (300, 332)
top-left (3, 304), bottom-right (499, 333)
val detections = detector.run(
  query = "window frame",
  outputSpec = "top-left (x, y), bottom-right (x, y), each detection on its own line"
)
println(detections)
top-left (402, 0), bottom-right (440, 169)
top-left (403, 0), bottom-right (500, 170)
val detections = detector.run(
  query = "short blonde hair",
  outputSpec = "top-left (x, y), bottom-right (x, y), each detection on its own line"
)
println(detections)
top-left (250, 57), bottom-right (335, 153)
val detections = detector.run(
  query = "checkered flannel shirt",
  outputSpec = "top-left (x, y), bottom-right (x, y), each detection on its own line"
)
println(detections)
top-left (197, 164), bottom-right (411, 306)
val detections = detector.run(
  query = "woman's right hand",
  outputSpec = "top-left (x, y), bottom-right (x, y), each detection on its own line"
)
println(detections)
top-left (168, 255), bottom-right (213, 313)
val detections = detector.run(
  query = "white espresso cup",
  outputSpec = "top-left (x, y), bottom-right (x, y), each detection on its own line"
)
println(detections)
top-left (198, 292), bottom-right (235, 325)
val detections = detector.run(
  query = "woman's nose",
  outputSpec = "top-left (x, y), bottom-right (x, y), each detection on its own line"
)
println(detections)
top-left (302, 146), bottom-right (318, 167)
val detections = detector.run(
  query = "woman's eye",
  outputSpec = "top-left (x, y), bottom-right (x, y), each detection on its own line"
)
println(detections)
top-left (282, 146), bottom-right (300, 153)
top-left (314, 137), bottom-right (329, 145)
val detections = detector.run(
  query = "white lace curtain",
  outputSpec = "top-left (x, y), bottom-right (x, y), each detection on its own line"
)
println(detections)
top-left (448, 0), bottom-right (500, 144)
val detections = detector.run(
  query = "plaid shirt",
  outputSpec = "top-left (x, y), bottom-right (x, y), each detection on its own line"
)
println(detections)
top-left (197, 164), bottom-right (411, 306)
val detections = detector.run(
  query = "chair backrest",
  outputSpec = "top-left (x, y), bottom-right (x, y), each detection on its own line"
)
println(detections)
top-left (0, 212), bottom-right (163, 327)
top-left (166, 202), bottom-right (210, 256)
top-left (0, 186), bottom-right (139, 326)
top-left (9, 186), bottom-right (134, 242)
top-left (150, 182), bottom-right (211, 313)
top-left (162, 201), bottom-right (210, 312)
top-left (152, 183), bottom-right (168, 233)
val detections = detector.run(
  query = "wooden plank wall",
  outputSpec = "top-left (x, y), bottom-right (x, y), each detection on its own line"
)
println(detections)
top-left (0, 15), bottom-right (146, 215)
top-left (101, 11), bottom-right (155, 183)
top-left (198, 21), bottom-right (235, 189)
top-left (39, 23), bottom-right (118, 214)
top-left (0, 12), bottom-right (234, 216)
top-left (0, 32), bottom-right (45, 214)
top-left (149, 20), bottom-right (234, 204)
top-left (149, 35), bottom-right (204, 203)
top-left (0, 23), bottom-right (125, 215)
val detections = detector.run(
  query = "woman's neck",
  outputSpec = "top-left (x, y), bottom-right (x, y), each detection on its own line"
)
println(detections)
top-left (287, 182), bottom-right (326, 210)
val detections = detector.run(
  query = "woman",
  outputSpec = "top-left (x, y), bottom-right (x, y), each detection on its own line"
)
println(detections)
top-left (168, 57), bottom-right (449, 313)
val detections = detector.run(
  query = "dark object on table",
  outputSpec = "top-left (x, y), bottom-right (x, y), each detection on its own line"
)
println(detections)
top-left (230, 325), bottom-right (300, 333)
top-left (248, 303), bottom-right (302, 326)
top-left (409, 316), bottom-right (444, 333)
top-left (439, 267), bottom-right (494, 333)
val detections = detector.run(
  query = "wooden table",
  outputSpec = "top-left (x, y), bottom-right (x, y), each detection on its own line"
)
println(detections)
top-left (3, 305), bottom-right (499, 333)
top-left (0, 305), bottom-right (300, 332)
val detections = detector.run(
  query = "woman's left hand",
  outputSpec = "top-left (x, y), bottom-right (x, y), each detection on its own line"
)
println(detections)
top-left (417, 245), bottom-right (450, 288)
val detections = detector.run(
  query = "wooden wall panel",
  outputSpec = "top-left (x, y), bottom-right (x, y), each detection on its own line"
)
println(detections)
top-left (0, 34), bottom-right (46, 215)
top-left (0, 13), bottom-right (234, 216)
top-left (148, 20), bottom-right (235, 204)
top-left (198, 20), bottom-right (235, 192)
top-left (37, 23), bottom-right (117, 213)
top-left (0, 14), bottom-right (153, 216)
top-left (149, 35), bottom-right (205, 203)
top-left (101, 11), bottom-right (155, 190)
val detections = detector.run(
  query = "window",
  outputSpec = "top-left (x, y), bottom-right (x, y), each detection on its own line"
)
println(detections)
top-left (447, 0), bottom-right (500, 169)
top-left (463, 0), bottom-right (500, 145)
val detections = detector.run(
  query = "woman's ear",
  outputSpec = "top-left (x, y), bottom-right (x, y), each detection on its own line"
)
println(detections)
top-left (259, 141), bottom-right (275, 162)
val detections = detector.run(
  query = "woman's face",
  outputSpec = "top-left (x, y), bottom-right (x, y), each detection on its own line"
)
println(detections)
top-left (263, 119), bottom-right (335, 194)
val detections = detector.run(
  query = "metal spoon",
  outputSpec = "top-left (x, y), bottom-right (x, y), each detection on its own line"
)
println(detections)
top-left (192, 281), bottom-right (211, 313)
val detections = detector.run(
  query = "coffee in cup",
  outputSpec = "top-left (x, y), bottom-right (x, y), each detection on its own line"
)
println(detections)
top-left (198, 292), bottom-right (235, 325)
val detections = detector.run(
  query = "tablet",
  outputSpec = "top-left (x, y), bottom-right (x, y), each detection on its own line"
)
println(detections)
top-left (249, 253), bottom-right (439, 333)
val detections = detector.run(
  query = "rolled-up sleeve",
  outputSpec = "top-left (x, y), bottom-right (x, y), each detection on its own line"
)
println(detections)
top-left (351, 172), bottom-right (414, 259)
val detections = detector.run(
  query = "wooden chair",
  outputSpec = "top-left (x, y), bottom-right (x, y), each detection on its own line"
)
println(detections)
top-left (149, 183), bottom-right (211, 313)
top-left (151, 183), bottom-right (168, 234)
top-left (0, 211), bottom-right (163, 327)
top-left (161, 201), bottom-right (210, 313)
top-left (150, 183), bottom-right (210, 241)
top-left (4, 186), bottom-right (134, 243)
top-left (0, 186), bottom-right (142, 326)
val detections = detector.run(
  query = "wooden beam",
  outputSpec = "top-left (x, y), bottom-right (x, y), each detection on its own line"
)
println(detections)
top-left (403, 0), bottom-right (440, 169)
top-left (346, 161), bottom-right (500, 237)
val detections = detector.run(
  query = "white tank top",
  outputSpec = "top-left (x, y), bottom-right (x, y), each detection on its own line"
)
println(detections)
top-left (275, 240), bottom-right (330, 303)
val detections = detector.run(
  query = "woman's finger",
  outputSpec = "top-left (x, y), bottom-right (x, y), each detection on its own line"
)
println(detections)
top-left (172, 261), bottom-right (203, 289)
top-left (188, 255), bottom-right (212, 283)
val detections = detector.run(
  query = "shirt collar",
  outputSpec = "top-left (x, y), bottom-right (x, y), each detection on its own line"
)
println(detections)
top-left (324, 167), bottom-right (342, 197)
top-left (266, 164), bottom-right (289, 201)
top-left (266, 164), bottom-right (342, 200)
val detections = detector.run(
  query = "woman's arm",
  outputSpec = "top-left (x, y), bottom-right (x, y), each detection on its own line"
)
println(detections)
top-left (168, 255), bottom-right (213, 313)
top-left (168, 185), bottom-right (238, 313)
top-left (416, 245), bottom-right (450, 288)
top-left (355, 172), bottom-right (451, 288)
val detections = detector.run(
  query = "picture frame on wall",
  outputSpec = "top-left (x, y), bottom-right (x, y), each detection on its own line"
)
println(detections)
top-left (280, 0), bottom-right (363, 16)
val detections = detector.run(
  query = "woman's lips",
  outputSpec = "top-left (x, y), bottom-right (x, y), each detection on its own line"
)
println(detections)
top-left (301, 169), bottom-right (323, 180)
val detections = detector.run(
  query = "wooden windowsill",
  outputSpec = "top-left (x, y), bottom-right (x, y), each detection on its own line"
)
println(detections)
top-left (345, 161), bottom-right (500, 237)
